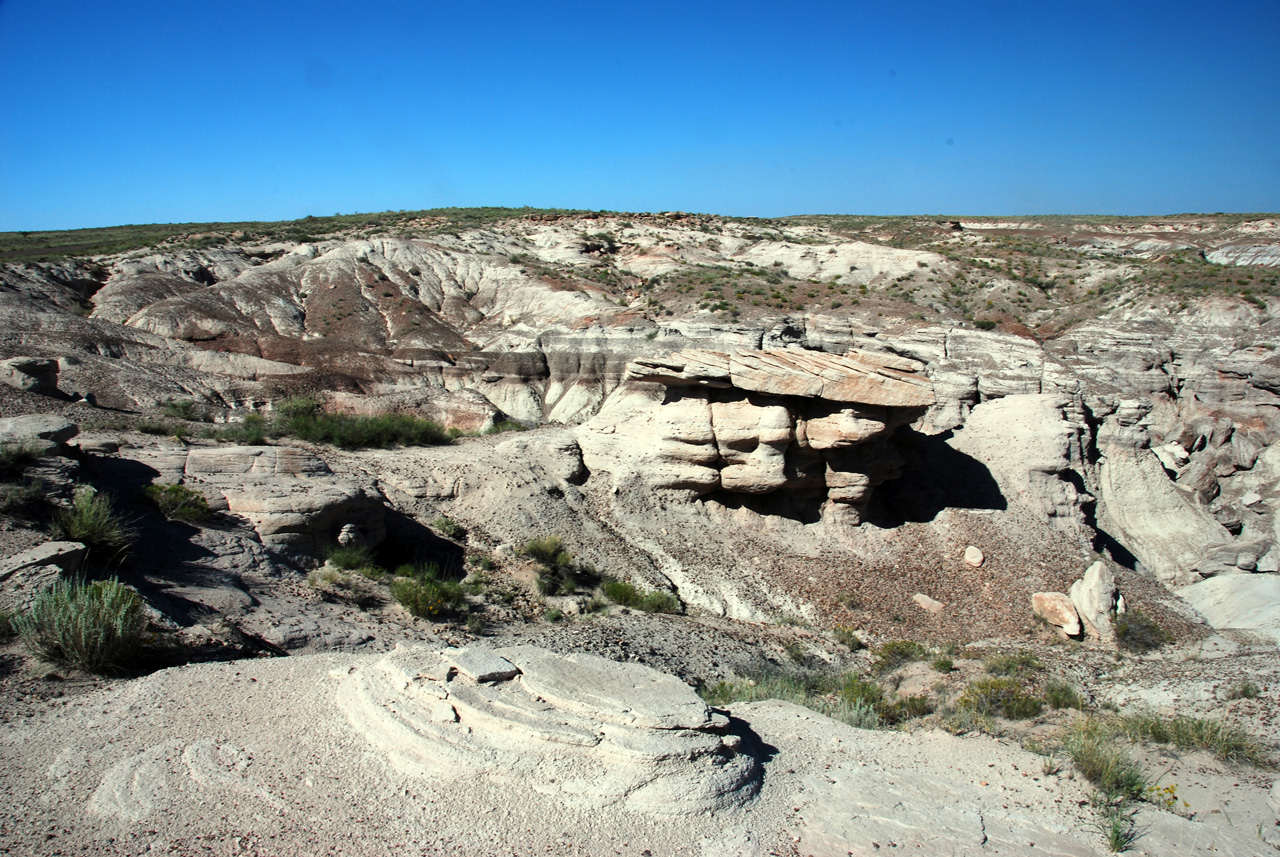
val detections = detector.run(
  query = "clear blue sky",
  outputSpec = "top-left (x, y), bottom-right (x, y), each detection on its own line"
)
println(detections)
top-left (1, 0), bottom-right (1277, 230)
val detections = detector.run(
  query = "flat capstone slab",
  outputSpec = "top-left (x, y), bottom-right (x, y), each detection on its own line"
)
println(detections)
top-left (497, 645), bottom-right (712, 730)
top-left (447, 648), bottom-right (521, 683)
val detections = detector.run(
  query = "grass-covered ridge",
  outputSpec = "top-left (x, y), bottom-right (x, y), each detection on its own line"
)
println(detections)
top-left (0, 207), bottom-right (588, 262)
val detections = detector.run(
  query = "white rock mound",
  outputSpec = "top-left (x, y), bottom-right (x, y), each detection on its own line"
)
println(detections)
top-left (336, 645), bottom-right (760, 816)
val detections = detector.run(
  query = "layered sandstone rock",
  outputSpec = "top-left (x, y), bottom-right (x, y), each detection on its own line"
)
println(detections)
top-left (579, 348), bottom-right (934, 524)
top-left (337, 645), bottom-right (759, 815)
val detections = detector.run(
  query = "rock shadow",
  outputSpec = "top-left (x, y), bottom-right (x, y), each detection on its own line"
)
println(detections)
top-left (378, 509), bottom-right (465, 579)
top-left (868, 428), bottom-right (1007, 526)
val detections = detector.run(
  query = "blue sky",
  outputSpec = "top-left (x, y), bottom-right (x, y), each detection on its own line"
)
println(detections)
top-left (1, 0), bottom-right (1277, 229)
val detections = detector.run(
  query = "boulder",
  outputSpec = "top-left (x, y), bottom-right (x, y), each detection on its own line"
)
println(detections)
top-left (1031, 591), bottom-right (1082, 637)
top-left (912, 593), bottom-right (944, 615)
top-left (0, 414), bottom-right (78, 447)
top-left (0, 357), bottom-right (58, 394)
top-left (1068, 561), bottom-right (1120, 640)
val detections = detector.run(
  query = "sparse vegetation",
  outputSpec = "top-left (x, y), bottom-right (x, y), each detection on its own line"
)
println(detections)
top-left (956, 677), bottom-right (1043, 720)
top-left (1063, 718), bottom-right (1150, 803)
top-left (14, 579), bottom-right (146, 672)
top-left (55, 486), bottom-right (135, 561)
top-left (1225, 679), bottom-right (1260, 700)
top-left (159, 398), bottom-right (211, 422)
top-left (518, 536), bottom-right (601, 596)
top-left (985, 650), bottom-right (1043, 677)
top-left (432, 516), bottom-right (464, 539)
top-left (144, 482), bottom-right (212, 522)
top-left (1043, 678), bottom-right (1084, 710)
top-left (873, 640), bottom-right (928, 672)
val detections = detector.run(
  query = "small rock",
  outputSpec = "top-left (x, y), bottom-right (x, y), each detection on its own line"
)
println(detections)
top-left (911, 593), bottom-right (944, 614)
top-left (1241, 491), bottom-right (1263, 507)
top-left (964, 546), bottom-right (985, 567)
top-left (447, 648), bottom-right (521, 683)
top-left (1237, 553), bottom-right (1258, 572)
top-left (1031, 592), bottom-right (1082, 637)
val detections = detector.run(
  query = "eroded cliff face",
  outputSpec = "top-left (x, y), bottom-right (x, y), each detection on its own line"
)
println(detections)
top-left (4, 211), bottom-right (1280, 635)
top-left (578, 348), bottom-right (933, 526)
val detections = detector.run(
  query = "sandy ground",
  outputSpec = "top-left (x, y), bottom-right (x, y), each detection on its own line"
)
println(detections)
top-left (1, 644), bottom-right (1276, 857)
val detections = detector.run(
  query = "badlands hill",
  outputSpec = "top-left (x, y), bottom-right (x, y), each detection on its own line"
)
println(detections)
top-left (1, 208), bottom-right (1279, 855)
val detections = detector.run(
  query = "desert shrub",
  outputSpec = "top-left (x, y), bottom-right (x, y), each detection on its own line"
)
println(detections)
top-left (985, 651), bottom-right (1043, 677)
top-left (468, 553), bottom-right (496, 571)
top-left (1225, 679), bottom-right (1260, 700)
top-left (135, 419), bottom-right (177, 436)
top-left (873, 640), bottom-right (927, 672)
top-left (276, 401), bottom-right (450, 449)
top-left (1063, 718), bottom-right (1149, 803)
top-left (957, 677), bottom-right (1043, 720)
top-left (1114, 608), bottom-right (1172, 653)
top-left (466, 613), bottom-right (487, 635)
top-left (702, 669), bottom-right (883, 730)
top-left (14, 579), bottom-right (146, 672)
top-left (1043, 678), bottom-right (1084, 710)
top-left (144, 483), bottom-right (211, 522)
top-left (833, 626), bottom-right (865, 651)
top-left (207, 413), bottom-right (270, 445)
top-left (974, 319), bottom-right (997, 330)
top-left (931, 656), bottom-right (955, 673)
top-left (55, 486), bottom-right (134, 561)
top-left (600, 578), bottom-right (679, 613)
top-left (838, 674), bottom-right (885, 708)
top-left (0, 441), bottom-right (42, 480)
top-left (544, 608), bottom-right (565, 623)
top-left (391, 576), bottom-right (465, 618)
top-left (0, 482), bottom-right (42, 513)
top-left (432, 516), bottom-right (464, 539)
top-left (484, 420), bottom-right (528, 435)
top-left (159, 399), bottom-right (210, 422)
top-left (0, 609), bottom-right (15, 639)
top-left (881, 695), bottom-right (937, 725)
top-left (327, 544), bottom-right (378, 571)
top-left (520, 536), bottom-right (599, 595)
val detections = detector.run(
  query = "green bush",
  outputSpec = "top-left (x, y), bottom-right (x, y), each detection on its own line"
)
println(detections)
top-left (276, 401), bottom-right (450, 449)
top-left (1115, 609), bottom-right (1172, 653)
top-left (520, 536), bottom-right (600, 595)
top-left (833, 626), bottom-right (865, 651)
top-left (873, 640), bottom-right (928, 672)
top-left (432, 516), bottom-right (464, 539)
top-left (391, 576), bottom-right (465, 618)
top-left (701, 669), bottom-right (884, 731)
top-left (159, 399), bottom-right (210, 422)
top-left (601, 578), bottom-right (680, 613)
top-left (882, 695), bottom-right (937, 725)
top-left (14, 579), bottom-right (146, 672)
top-left (144, 483), bottom-right (211, 522)
top-left (985, 651), bottom-right (1043, 677)
top-left (207, 413), bottom-right (270, 445)
top-left (1043, 678), bottom-right (1084, 710)
top-left (957, 677), bottom-right (1043, 720)
top-left (55, 486), bottom-right (134, 561)
top-left (931, 656), bottom-right (955, 673)
top-left (1226, 679), bottom-right (1260, 700)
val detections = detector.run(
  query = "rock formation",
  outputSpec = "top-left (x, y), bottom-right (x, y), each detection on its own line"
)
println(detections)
top-left (579, 347), bottom-right (934, 524)
top-left (337, 645), bottom-right (759, 815)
